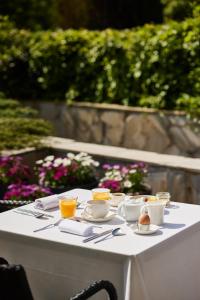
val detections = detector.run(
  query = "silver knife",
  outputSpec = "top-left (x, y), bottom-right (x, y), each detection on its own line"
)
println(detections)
top-left (83, 229), bottom-right (113, 243)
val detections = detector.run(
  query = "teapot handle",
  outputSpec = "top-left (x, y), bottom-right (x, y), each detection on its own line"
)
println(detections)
top-left (117, 202), bottom-right (125, 218)
top-left (140, 205), bottom-right (148, 214)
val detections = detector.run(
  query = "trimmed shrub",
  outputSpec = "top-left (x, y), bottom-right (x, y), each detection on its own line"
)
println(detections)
top-left (0, 16), bottom-right (199, 110)
top-left (0, 93), bottom-right (52, 151)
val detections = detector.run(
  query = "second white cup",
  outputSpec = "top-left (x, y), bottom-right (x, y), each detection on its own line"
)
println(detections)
top-left (110, 193), bottom-right (125, 207)
top-left (141, 202), bottom-right (165, 225)
top-left (84, 200), bottom-right (110, 219)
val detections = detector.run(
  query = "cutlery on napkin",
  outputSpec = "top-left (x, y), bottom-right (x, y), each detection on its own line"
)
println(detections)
top-left (82, 229), bottom-right (114, 243)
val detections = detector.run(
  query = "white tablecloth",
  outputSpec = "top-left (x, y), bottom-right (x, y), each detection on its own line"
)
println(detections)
top-left (0, 189), bottom-right (200, 300)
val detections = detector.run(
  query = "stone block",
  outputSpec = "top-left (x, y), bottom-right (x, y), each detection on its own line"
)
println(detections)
top-left (101, 111), bottom-right (125, 146)
top-left (74, 109), bottom-right (97, 142)
top-left (164, 145), bottom-right (182, 156)
top-left (169, 126), bottom-right (191, 152)
top-left (147, 171), bottom-right (168, 195)
top-left (182, 126), bottom-right (200, 150)
top-left (61, 108), bottom-right (75, 138)
top-left (123, 114), bottom-right (146, 149)
top-left (170, 173), bottom-right (186, 203)
top-left (91, 115), bottom-right (103, 144)
top-left (142, 115), bottom-right (171, 152)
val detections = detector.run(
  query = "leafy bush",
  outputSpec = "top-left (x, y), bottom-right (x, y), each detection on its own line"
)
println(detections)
top-left (0, 0), bottom-right (58, 30)
top-left (161, 0), bottom-right (199, 21)
top-left (0, 97), bottom-right (37, 118)
top-left (0, 93), bottom-right (52, 151)
top-left (0, 118), bottom-right (52, 151)
top-left (0, 15), bottom-right (199, 110)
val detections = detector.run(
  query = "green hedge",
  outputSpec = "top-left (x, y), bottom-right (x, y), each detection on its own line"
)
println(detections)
top-left (0, 94), bottom-right (52, 151)
top-left (161, 0), bottom-right (200, 21)
top-left (0, 16), bottom-right (200, 109)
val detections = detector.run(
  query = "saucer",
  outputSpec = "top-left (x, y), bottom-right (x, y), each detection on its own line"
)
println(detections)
top-left (81, 211), bottom-right (116, 222)
top-left (134, 224), bottom-right (159, 235)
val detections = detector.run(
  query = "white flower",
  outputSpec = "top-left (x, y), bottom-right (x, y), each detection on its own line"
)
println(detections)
top-left (54, 158), bottom-right (63, 166)
top-left (129, 169), bottom-right (137, 174)
top-left (67, 153), bottom-right (75, 159)
top-left (92, 161), bottom-right (99, 167)
top-left (114, 176), bottom-right (122, 181)
top-left (124, 180), bottom-right (132, 188)
top-left (36, 160), bottom-right (43, 165)
top-left (43, 161), bottom-right (52, 167)
top-left (75, 152), bottom-right (88, 160)
top-left (44, 155), bottom-right (54, 162)
top-left (82, 161), bottom-right (91, 166)
top-left (62, 158), bottom-right (71, 167)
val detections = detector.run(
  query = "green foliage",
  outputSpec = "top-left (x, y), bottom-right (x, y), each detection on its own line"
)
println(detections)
top-left (0, 16), bottom-right (200, 110)
top-left (0, 118), bottom-right (52, 151)
top-left (161, 0), bottom-right (199, 21)
top-left (138, 96), bottom-right (165, 109)
top-left (0, 97), bottom-right (38, 118)
top-left (0, 95), bottom-right (52, 151)
top-left (0, 0), bottom-right (58, 30)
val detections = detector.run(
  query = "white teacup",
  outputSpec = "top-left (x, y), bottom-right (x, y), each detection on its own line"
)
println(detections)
top-left (141, 202), bottom-right (165, 225)
top-left (110, 193), bottom-right (125, 207)
top-left (84, 200), bottom-right (110, 219)
top-left (118, 198), bottom-right (144, 222)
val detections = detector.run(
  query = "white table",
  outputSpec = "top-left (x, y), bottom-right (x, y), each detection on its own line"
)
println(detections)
top-left (0, 189), bottom-right (200, 300)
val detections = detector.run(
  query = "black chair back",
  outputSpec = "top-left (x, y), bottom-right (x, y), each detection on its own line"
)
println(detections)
top-left (0, 258), bottom-right (33, 300)
top-left (0, 258), bottom-right (118, 300)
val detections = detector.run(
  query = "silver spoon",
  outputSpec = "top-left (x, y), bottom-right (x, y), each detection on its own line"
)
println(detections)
top-left (94, 227), bottom-right (125, 244)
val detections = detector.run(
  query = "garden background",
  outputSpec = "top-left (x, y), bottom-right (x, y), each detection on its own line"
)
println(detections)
top-left (0, 0), bottom-right (200, 206)
top-left (0, 0), bottom-right (199, 151)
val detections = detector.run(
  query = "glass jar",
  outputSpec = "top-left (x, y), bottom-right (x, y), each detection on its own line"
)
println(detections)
top-left (156, 192), bottom-right (171, 207)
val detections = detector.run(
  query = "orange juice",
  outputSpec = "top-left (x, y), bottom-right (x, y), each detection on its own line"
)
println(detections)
top-left (92, 188), bottom-right (111, 200)
top-left (59, 197), bottom-right (77, 218)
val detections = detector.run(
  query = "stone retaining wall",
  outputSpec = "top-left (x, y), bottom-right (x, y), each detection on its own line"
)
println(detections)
top-left (28, 101), bottom-right (200, 157)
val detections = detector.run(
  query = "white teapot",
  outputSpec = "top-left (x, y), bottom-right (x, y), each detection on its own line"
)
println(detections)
top-left (118, 197), bottom-right (144, 222)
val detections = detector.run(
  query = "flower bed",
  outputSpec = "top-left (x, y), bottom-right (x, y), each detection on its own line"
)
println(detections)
top-left (99, 163), bottom-right (150, 194)
top-left (0, 152), bottom-right (149, 211)
top-left (35, 153), bottom-right (99, 189)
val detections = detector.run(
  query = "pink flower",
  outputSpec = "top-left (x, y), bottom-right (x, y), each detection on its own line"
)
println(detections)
top-left (99, 180), bottom-right (121, 192)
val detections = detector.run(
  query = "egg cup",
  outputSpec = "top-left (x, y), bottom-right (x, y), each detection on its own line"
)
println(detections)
top-left (138, 223), bottom-right (150, 232)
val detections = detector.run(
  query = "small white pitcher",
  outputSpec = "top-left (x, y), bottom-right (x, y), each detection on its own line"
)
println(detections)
top-left (141, 202), bottom-right (165, 225)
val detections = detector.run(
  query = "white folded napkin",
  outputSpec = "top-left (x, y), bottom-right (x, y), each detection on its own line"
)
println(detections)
top-left (59, 219), bottom-right (94, 237)
top-left (35, 194), bottom-right (59, 210)
top-left (35, 189), bottom-right (91, 211)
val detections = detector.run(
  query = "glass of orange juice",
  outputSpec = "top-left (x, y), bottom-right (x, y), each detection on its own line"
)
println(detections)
top-left (59, 195), bottom-right (77, 218)
top-left (92, 188), bottom-right (111, 201)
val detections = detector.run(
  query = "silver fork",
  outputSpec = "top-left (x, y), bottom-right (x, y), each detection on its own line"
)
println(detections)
top-left (14, 211), bottom-right (45, 219)
top-left (33, 219), bottom-right (62, 232)
top-left (17, 208), bottom-right (53, 218)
